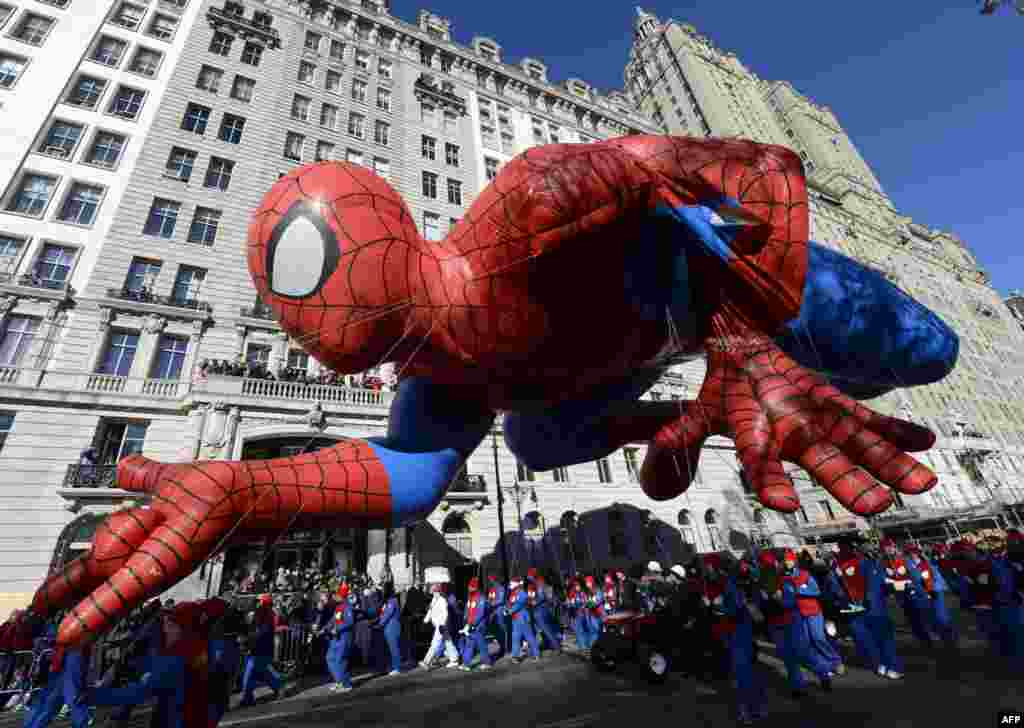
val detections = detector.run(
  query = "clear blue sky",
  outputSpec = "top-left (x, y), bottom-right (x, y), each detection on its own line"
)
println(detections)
top-left (397, 1), bottom-right (1022, 295)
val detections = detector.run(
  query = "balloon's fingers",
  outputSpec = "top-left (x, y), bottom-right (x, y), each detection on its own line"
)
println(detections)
top-left (639, 438), bottom-right (703, 501)
top-left (802, 378), bottom-right (936, 452)
top-left (116, 455), bottom-right (180, 494)
top-left (797, 442), bottom-right (893, 516)
top-left (57, 522), bottom-right (207, 649)
top-left (32, 508), bottom-right (162, 618)
top-left (822, 411), bottom-right (938, 495)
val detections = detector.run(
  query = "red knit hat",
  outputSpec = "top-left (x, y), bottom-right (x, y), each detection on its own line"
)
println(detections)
top-left (468, 577), bottom-right (480, 591)
top-left (758, 550), bottom-right (777, 568)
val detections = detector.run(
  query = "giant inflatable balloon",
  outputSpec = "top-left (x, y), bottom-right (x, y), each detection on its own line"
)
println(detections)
top-left (31, 135), bottom-right (958, 648)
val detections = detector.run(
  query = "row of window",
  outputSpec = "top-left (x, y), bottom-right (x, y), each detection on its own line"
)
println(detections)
top-left (107, 0), bottom-right (184, 39)
top-left (420, 172), bottom-right (461, 205)
top-left (55, 74), bottom-right (149, 122)
top-left (208, 30), bottom-right (266, 67)
top-left (181, 103), bottom-right (245, 144)
top-left (117, 256), bottom-right (206, 309)
top-left (163, 148), bottom-right (234, 191)
top-left (5, 173), bottom-right (107, 228)
top-left (87, 32), bottom-right (165, 78)
top-left (0, 7), bottom-right (56, 47)
top-left (141, 197), bottom-right (222, 244)
top-left (244, 341), bottom-right (310, 374)
top-left (0, 235), bottom-right (76, 290)
top-left (288, 94), bottom-right (392, 139)
top-left (34, 119), bottom-right (127, 169)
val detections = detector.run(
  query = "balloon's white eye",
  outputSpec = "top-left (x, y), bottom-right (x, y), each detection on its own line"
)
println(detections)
top-left (267, 202), bottom-right (339, 299)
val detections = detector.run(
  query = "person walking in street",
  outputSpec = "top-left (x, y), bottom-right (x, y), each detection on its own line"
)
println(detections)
top-left (903, 543), bottom-right (957, 650)
top-left (239, 594), bottom-right (283, 706)
top-left (325, 584), bottom-right (355, 693)
top-left (486, 576), bottom-right (508, 658)
top-left (755, 550), bottom-right (804, 695)
top-left (459, 578), bottom-right (492, 671)
top-left (374, 583), bottom-right (402, 676)
top-left (527, 571), bottom-right (561, 655)
top-left (420, 584), bottom-right (459, 669)
top-left (862, 544), bottom-right (904, 680)
top-left (780, 549), bottom-right (839, 694)
top-left (507, 577), bottom-right (540, 663)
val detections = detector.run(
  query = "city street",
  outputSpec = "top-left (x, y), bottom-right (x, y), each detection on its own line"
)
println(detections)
top-left (209, 620), bottom-right (1017, 728)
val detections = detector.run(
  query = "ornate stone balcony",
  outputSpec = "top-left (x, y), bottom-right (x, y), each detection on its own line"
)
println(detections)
top-left (207, 6), bottom-right (282, 49)
top-left (63, 464), bottom-right (118, 489)
top-left (106, 288), bottom-right (212, 314)
top-left (239, 303), bottom-right (275, 321)
top-left (191, 375), bottom-right (395, 411)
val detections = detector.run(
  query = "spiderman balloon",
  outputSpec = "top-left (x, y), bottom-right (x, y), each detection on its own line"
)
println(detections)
top-left (31, 135), bottom-right (957, 650)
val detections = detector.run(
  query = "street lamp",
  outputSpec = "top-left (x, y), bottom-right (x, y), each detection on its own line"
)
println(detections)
top-left (491, 427), bottom-right (511, 590)
top-left (503, 479), bottom-right (538, 571)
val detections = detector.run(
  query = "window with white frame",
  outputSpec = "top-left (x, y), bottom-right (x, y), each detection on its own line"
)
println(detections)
top-left (187, 207), bottom-right (220, 244)
top-left (320, 103), bottom-right (338, 129)
top-left (283, 132), bottom-right (304, 161)
top-left (315, 141), bottom-right (333, 162)
top-left (304, 30), bottom-right (320, 53)
top-left (204, 157), bottom-right (233, 191)
top-left (597, 457), bottom-right (612, 483)
top-left (171, 266), bottom-right (204, 304)
top-left (421, 135), bottom-right (436, 160)
top-left (329, 39), bottom-right (344, 61)
top-left (351, 78), bottom-right (367, 103)
top-left (516, 459), bottom-right (536, 482)
top-left (0, 235), bottom-right (25, 280)
top-left (241, 42), bottom-right (262, 66)
top-left (124, 257), bottom-right (160, 295)
top-left (143, 197), bottom-right (180, 237)
top-left (245, 343), bottom-right (270, 367)
top-left (209, 31), bottom-right (232, 56)
top-left (347, 112), bottom-right (364, 139)
top-left (287, 349), bottom-right (309, 375)
top-left (373, 120), bottom-right (389, 145)
top-left (325, 69), bottom-right (341, 92)
top-left (444, 142), bottom-right (459, 167)
top-left (372, 157), bottom-right (389, 178)
top-left (151, 335), bottom-right (188, 379)
top-left (421, 171), bottom-right (437, 199)
top-left (7, 174), bottom-right (57, 217)
top-left (218, 114), bottom-right (245, 144)
top-left (377, 57), bottom-right (392, 78)
top-left (623, 447), bottom-right (640, 482)
top-left (0, 316), bottom-right (39, 367)
top-left (0, 54), bottom-right (27, 88)
top-left (196, 65), bottom-right (222, 93)
top-left (91, 36), bottom-right (127, 67)
top-left (129, 47), bottom-right (162, 77)
top-left (39, 121), bottom-right (84, 159)
top-left (298, 61), bottom-right (315, 84)
top-left (0, 3), bottom-right (13, 29)
top-left (165, 147), bottom-right (196, 180)
top-left (291, 94), bottom-right (310, 121)
top-left (181, 103), bottom-right (210, 134)
top-left (146, 13), bottom-right (176, 41)
top-left (57, 183), bottom-right (104, 226)
top-left (443, 111), bottom-right (457, 134)
top-left (446, 179), bottom-right (461, 205)
top-left (66, 76), bottom-right (107, 109)
top-left (31, 243), bottom-right (76, 289)
top-left (552, 466), bottom-right (568, 483)
top-left (484, 157), bottom-right (498, 181)
top-left (376, 86), bottom-right (391, 112)
top-left (0, 412), bottom-right (13, 453)
top-left (108, 86), bottom-right (145, 120)
top-left (85, 131), bottom-right (125, 168)
top-left (12, 14), bottom-right (54, 46)
top-left (97, 331), bottom-right (139, 376)
top-left (354, 49), bottom-right (369, 70)
top-left (422, 211), bottom-right (440, 241)
top-left (111, 2), bottom-right (145, 31)
top-left (230, 75), bottom-right (254, 102)
top-left (345, 148), bottom-right (363, 166)
top-left (421, 102), bottom-right (437, 126)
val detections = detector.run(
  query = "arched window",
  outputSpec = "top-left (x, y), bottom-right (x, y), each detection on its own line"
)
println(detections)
top-left (442, 512), bottom-right (472, 559)
top-left (704, 509), bottom-right (721, 551)
top-left (48, 513), bottom-right (103, 575)
top-left (677, 509), bottom-right (695, 545)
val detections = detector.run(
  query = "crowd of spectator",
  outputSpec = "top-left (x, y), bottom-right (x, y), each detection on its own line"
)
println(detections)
top-left (197, 359), bottom-right (396, 391)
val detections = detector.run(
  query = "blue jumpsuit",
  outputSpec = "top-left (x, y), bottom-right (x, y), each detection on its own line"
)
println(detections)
top-left (447, 593), bottom-right (463, 656)
top-left (508, 588), bottom-right (540, 659)
top-left (24, 648), bottom-right (91, 728)
top-left (781, 569), bottom-right (838, 681)
top-left (587, 590), bottom-right (605, 641)
top-left (569, 590), bottom-right (590, 648)
top-left (90, 652), bottom-right (187, 728)
top-left (757, 583), bottom-right (803, 691)
top-left (905, 556), bottom-right (956, 647)
top-left (486, 583), bottom-right (508, 656)
top-left (240, 610), bottom-right (281, 705)
top-left (990, 555), bottom-right (1024, 663)
top-left (109, 617), bottom-right (163, 722)
top-left (720, 577), bottom-right (766, 721)
top-left (461, 592), bottom-right (492, 668)
top-left (825, 567), bottom-right (882, 672)
top-left (208, 630), bottom-right (241, 726)
top-left (530, 585), bottom-right (561, 652)
top-left (326, 602), bottom-right (354, 688)
top-left (376, 597), bottom-right (402, 673)
top-left (862, 559), bottom-right (903, 675)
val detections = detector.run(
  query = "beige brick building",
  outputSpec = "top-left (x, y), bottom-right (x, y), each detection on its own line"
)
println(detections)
top-left (0, 2), bottom-right (1020, 615)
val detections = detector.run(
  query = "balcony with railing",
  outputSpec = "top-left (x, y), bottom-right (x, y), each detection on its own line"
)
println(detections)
top-left (239, 303), bottom-right (275, 321)
top-left (63, 464), bottom-right (118, 489)
top-left (0, 272), bottom-right (75, 298)
top-left (106, 287), bottom-right (212, 314)
top-left (192, 374), bottom-right (395, 410)
top-left (207, 5), bottom-right (282, 48)
top-left (443, 474), bottom-right (489, 506)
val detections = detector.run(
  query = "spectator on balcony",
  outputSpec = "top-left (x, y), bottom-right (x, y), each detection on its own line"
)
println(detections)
top-left (77, 448), bottom-right (98, 486)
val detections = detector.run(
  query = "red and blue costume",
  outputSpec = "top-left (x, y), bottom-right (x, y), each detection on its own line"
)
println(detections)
top-left (507, 580), bottom-right (539, 660)
top-left (31, 136), bottom-right (958, 657)
top-left (825, 545), bottom-right (888, 673)
top-left (240, 595), bottom-right (281, 705)
top-left (460, 578), bottom-right (492, 669)
top-left (326, 585), bottom-right (355, 690)
top-left (485, 576), bottom-right (508, 656)
top-left (527, 572), bottom-right (561, 653)
top-left (780, 551), bottom-right (840, 689)
top-left (903, 544), bottom-right (956, 648)
top-left (755, 551), bottom-right (803, 692)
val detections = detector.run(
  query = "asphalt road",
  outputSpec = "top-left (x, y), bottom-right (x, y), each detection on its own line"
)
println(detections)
top-left (212, 621), bottom-right (1022, 728)
top-left (6, 606), bottom-right (1019, 728)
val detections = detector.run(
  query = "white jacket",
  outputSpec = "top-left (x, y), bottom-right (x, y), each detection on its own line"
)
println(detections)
top-left (425, 593), bottom-right (450, 628)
